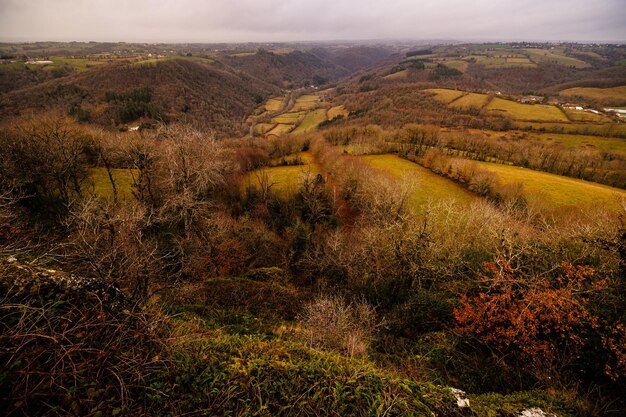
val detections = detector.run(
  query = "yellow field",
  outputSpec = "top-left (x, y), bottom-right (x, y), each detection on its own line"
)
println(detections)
top-left (243, 152), bottom-right (321, 198)
top-left (361, 154), bottom-right (477, 212)
top-left (328, 105), bottom-right (349, 119)
top-left (265, 97), bottom-right (286, 112)
top-left (486, 98), bottom-right (569, 122)
top-left (425, 89), bottom-right (465, 104)
top-left (513, 121), bottom-right (626, 136)
top-left (271, 112), bottom-right (304, 124)
top-left (87, 168), bottom-right (137, 200)
top-left (449, 93), bottom-right (489, 109)
top-left (384, 69), bottom-right (409, 80)
top-left (254, 123), bottom-right (276, 135)
top-left (563, 108), bottom-right (611, 123)
top-left (266, 124), bottom-right (294, 136)
top-left (476, 161), bottom-right (626, 210)
top-left (291, 96), bottom-right (324, 111)
top-left (560, 86), bottom-right (626, 104)
top-left (293, 109), bottom-right (328, 134)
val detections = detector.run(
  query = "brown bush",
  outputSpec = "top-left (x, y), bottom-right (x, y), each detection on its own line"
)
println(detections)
top-left (298, 295), bottom-right (380, 357)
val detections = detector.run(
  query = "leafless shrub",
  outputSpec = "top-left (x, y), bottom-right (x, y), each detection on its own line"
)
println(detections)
top-left (298, 294), bottom-right (380, 357)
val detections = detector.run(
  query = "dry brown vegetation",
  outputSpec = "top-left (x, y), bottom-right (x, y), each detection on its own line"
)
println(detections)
top-left (1, 40), bottom-right (626, 416)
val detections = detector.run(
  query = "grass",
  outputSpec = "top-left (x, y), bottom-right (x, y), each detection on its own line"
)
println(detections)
top-left (267, 124), bottom-right (294, 136)
top-left (563, 108), bottom-right (612, 123)
top-left (425, 89), bottom-right (465, 104)
top-left (271, 112), bottom-right (305, 124)
top-left (486, 98), bottom-right (569, 122)
top-left (559, 86), bottom-right (626, 105)
top-left (292, 109), bottom-right (328, 134)
top-left (475, 161), bottom-right (626, 210)
top-left (523, 48), bottom-right (590, 68)
top-left (463, 55), bottom-right (536, 68)
top-left (441, 60), bottom-right (469, 72)
top-left (510, 132), bottom-right (626, 156)
top-left (254, 123), bottom-right (276, 135)
top-left (513, 121), bottom-right (626, 137)
top-left (243, 152), bottom-right (321, 198)
top-left (86, 168), bottom-right (137, 200)
top-left (361, 154), bottom-right (478, 212)
top-left (383, 69), bottom-right (409, 80)
top-left (1, 57), bottom-right (109, 72)
top-left (131, 56), bottom-right (214, 67)
top-left (449, 93), bottom-right (490, 110)
top-left (265, 97), bottom-right (285, 112)
top-left (327, 105), bottom-right (349, 119)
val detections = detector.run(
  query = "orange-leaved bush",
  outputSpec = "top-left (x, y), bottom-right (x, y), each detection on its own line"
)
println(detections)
top-left (453, 251), bottom-right (610, 379)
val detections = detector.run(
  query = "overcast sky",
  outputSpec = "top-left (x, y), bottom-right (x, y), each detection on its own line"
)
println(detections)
top-left (0, 0), bottom-right (624, 43)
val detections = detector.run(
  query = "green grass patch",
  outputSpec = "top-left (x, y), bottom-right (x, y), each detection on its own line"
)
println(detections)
top-left (267, 123), bottom-right (295, 136)
top-left (265, 97), bottom-right (285, 112)
top-left (449, 93), bottom-right (490, 110)
top-left (86, 168), bottom-right (137, 200)
top-left (486, 98), bottom-right (569, 122)
top-left (524, 48), bottom-right (590, 68)
top-left (563, 108), bottom-right (612, 123)
top-left (243, 152), bottom-right (321, 198)
top-left (475, 161), bottom-right (626, 210)
top-left (560, 86), bottom-right (626, 105)
top-left (425, 88), bottom-right (465, 104)
top-left (327, 105), bottom-right (349, 119)
top-left (292, 109), bottom-right (328, 134)
top-left (361, 154), bottom-right (478, 212)
top-left (271, 112), bottom-right (305, 124)
top-left (131, 56), bottom-right (214, 67)
top-left (513, 121), bottom-right (626, 137)
top-left (254, 123), bottom-right (277, 135)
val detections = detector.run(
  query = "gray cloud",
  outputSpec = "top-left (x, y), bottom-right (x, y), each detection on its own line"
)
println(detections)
top-left (0, 0), bottom-right (624, 42)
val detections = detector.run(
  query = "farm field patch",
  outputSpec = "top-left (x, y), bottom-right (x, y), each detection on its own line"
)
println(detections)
top-left (361, 154), bottom-right (477, 212)
top-left (486, 98), bottom-right (568, 122)
top-left (292, 109), bottom-right (328, 134)
top-left (425, 88), bottom-right (465, 104)
top-left (560, 86), bottom-right (626, 105)
top-left (476, 161), bottom-right (626, 210)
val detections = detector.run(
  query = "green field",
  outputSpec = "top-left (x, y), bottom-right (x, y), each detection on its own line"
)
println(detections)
top-left (425, 88), bottom-right (465, 104)
top-left (132, 56), bottom-right (214, 67)
top-left (523, 48), bottom-right (590, 68)
top-left (476, 161), bottom-right (626, 210)
top-left (265, 97), bottom-right (285, 112)
top-left (1, 57), bottom-right (110, 72)
top-left (361, 154), bottom-right (477, 212)
top-left (290, 95), bottom-right (323, 111)
top-left (266, 124), bottom-right (294, 136)
top-left (383, 69), bottom-right (409, 80)
top-left (441, 60), bottom-right (469, 72)
top-left (513, 121), bottom-right (626, 137)
top-left (517, 132), bottom-right (626, 156)
top-left (253, 123), bottom-right (276, 135)
top-left (563, 108), bottom-right (612, 123)
top-left (271, 112), bottom-right (305, 124)
top-left (292, 109), bottom-right (328, 134)
top-left (449, 93), bottom-right (490, 109)
top-left (486, 98), bottom-right (568, 122)
top-left (86, 168), bottom-right (137, 200)
top-left (463, 55), bottom-right (536, 68)
top-left (560, 86), bottom-right (626, 105)
top-left (327, 105), bottom-right (349, 119)
top-left (244, 152), bottom-right (321, 197)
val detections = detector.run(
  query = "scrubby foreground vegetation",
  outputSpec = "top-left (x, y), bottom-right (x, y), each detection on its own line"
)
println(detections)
top-left (1, 40), bottom-right (626, 416)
